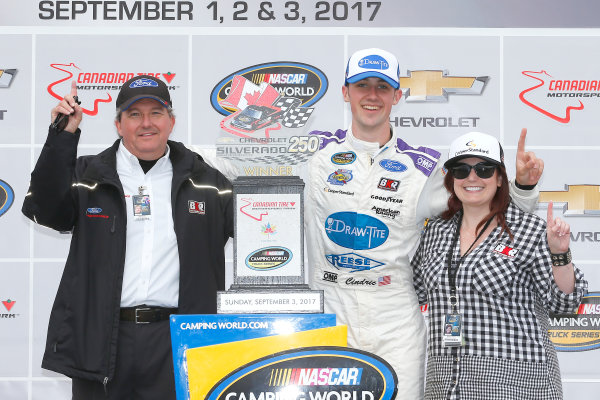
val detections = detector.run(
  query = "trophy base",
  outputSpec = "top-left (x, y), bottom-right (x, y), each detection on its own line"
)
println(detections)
top-left (217, 288), bottom-right (324, 314)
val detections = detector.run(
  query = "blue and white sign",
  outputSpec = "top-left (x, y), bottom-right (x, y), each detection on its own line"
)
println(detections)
top-left (325, 212), bottom-right (389, 250)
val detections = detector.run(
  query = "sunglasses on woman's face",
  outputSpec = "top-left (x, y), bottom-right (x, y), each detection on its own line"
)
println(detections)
top-left (450, 162), bottom-right (497, 179)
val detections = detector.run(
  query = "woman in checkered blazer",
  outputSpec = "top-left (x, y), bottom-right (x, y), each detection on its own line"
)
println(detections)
top-left (412, 132), bottom-right (587, 400)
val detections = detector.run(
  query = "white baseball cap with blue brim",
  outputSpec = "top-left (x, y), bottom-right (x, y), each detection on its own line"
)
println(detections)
top-left (345, 48), bottom-right (400, 89)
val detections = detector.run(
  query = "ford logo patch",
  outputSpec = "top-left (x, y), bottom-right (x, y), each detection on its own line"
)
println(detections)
top-left (206, 346), bottom-right (398, 400)
top-left (325, 212), bottom-right (389, 250)
top-left (130, 78), bottom-right (158, 88)
top-left (86, 207), bottom-right (102, 214)
top-left (379, 159), bottom-right (407, 173)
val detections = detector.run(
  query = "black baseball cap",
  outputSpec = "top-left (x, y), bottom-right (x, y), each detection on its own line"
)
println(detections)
top-left (116, 75), bottom-right (172, 111)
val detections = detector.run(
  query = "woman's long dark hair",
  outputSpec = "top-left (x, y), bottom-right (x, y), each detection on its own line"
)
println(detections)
top-left (441, 164), bottom-right (513, 239)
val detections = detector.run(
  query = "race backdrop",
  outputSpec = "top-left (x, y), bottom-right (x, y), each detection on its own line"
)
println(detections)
top-left (1, 1), bottom-right (599, 399)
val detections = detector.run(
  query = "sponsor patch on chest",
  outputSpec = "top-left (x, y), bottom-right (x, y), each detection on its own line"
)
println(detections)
top-left (327, 169), bottom-right (353, 185)
top-left (377, 177), bottom-right (400, 191)
top-left (188, 200), bottom-right (206, 214)
top-left (493, 243), bottom-right (518, 258)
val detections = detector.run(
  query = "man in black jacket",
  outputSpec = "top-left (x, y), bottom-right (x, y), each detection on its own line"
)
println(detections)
top-left (22, 76), bottom-right (234, 399)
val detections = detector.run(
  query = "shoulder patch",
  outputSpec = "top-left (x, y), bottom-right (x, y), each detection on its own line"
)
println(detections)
top-left (309, 129), bottom-right (347, 150)
top-left (395, 138), bottom-right (440, 177)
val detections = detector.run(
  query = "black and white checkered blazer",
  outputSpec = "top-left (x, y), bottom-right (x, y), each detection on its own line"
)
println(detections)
top-left (412, 202), bottom-right (588, 400)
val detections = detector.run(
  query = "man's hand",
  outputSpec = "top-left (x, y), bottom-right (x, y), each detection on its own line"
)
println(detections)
top-left (515, 128), bottom-right (543, 186)
top-left (50, 81), bottom-right (82, 133)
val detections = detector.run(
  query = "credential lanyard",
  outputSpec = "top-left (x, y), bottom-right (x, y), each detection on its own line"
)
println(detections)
top-left (445, 212), bottom-right (494, 312)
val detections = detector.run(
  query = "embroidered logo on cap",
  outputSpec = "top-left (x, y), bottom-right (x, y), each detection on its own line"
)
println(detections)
top-left (130, 78), bottom-right (159, 88)
top-left (358, 55), bottom-right (389, 70)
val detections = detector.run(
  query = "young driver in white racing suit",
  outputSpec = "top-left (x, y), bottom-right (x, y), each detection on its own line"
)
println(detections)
top-left (305, 48), bottom-right (543, 399)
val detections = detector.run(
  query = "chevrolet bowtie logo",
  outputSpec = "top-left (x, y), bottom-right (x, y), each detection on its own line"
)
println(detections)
top-left (539, 185), bottom-right (600, 216)
top-left (399, 70), bottom-right (488, 102)
top-left (0, 69), bottom-right (17, 88)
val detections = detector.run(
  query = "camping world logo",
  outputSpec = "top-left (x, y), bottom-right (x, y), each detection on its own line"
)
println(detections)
top-left (0, 69), bottom-right (17, 88)
top-left (211, 62), bottom-right (327, 139)
top-left (399, 70), bottom-right (488, 102)
top-left (549, 292), bottom-right (600, 351)
top-left (206, 347), bottom-right (397, 400)
top-left (518, 70), bottom-right (600, 123)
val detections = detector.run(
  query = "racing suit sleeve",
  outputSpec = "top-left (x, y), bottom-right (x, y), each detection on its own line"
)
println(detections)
top-left (186, 144), bottom-right (240, 182)
top-left (416, 166), bottom-right (540, 222)
top-left (22, 127), bottom-right (80, 232)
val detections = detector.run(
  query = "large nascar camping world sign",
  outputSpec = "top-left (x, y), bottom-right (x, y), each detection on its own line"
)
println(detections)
top-left (206, 347), bottom-right (398, 400)
top-left (549, 292), bottom-right (600, 351)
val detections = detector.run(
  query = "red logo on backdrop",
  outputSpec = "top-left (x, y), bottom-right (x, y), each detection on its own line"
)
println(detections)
top-left (2, 299), bottom-right (15, 312)
top-left (518, 70), bottom-right (593, 123)
top-left (47, 63), bottom-right (176, 116)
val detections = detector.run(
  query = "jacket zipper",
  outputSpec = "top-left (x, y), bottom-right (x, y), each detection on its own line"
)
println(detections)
top-left (103, 376), bottom-right (109, 395)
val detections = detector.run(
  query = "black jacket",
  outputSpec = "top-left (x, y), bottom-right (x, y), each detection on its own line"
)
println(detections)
top-left (22, 128), bottom-right (234, 383)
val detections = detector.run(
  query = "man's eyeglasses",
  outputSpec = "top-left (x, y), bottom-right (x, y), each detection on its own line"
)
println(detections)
top-left (450, 162), bottom-right (497, 179)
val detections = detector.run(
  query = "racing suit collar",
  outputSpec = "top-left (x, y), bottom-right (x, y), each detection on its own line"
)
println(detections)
top-left (347, 124), bottom-right (397, 158)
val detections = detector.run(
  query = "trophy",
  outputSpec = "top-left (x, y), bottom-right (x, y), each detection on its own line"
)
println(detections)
top-left (217, 176), bottom-right (323, 313)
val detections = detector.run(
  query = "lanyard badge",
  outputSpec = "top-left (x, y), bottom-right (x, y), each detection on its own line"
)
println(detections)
top-left (132, 186), bottom-right (151, 221)
top-left (442, 294), bottom-right (464, 347)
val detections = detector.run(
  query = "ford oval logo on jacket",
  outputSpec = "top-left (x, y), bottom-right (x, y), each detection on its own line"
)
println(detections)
top-left (325, 212), bottom-right (389, 250)
top-left (379, 159), bottom-right (407, 173)
top-left (206, 346), bottom-right (398, 400)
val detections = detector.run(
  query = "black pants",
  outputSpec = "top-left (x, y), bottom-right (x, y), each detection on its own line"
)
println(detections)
top-left (72, 319), bottom-right (175, 400)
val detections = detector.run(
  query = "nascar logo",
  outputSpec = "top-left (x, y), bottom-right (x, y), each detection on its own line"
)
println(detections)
top-left (269, 368), bottom-right (362, 386)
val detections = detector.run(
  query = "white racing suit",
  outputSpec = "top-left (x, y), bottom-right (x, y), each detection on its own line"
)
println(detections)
top-left (305, 125), bottom-right (538, 399)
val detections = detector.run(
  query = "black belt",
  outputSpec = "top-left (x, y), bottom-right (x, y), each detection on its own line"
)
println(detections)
top-left (120, 305), bottom-right (178, 324)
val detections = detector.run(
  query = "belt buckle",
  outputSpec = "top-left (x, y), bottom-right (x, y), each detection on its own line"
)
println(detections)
top-left (135, 307), bottom-right (151, 324)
